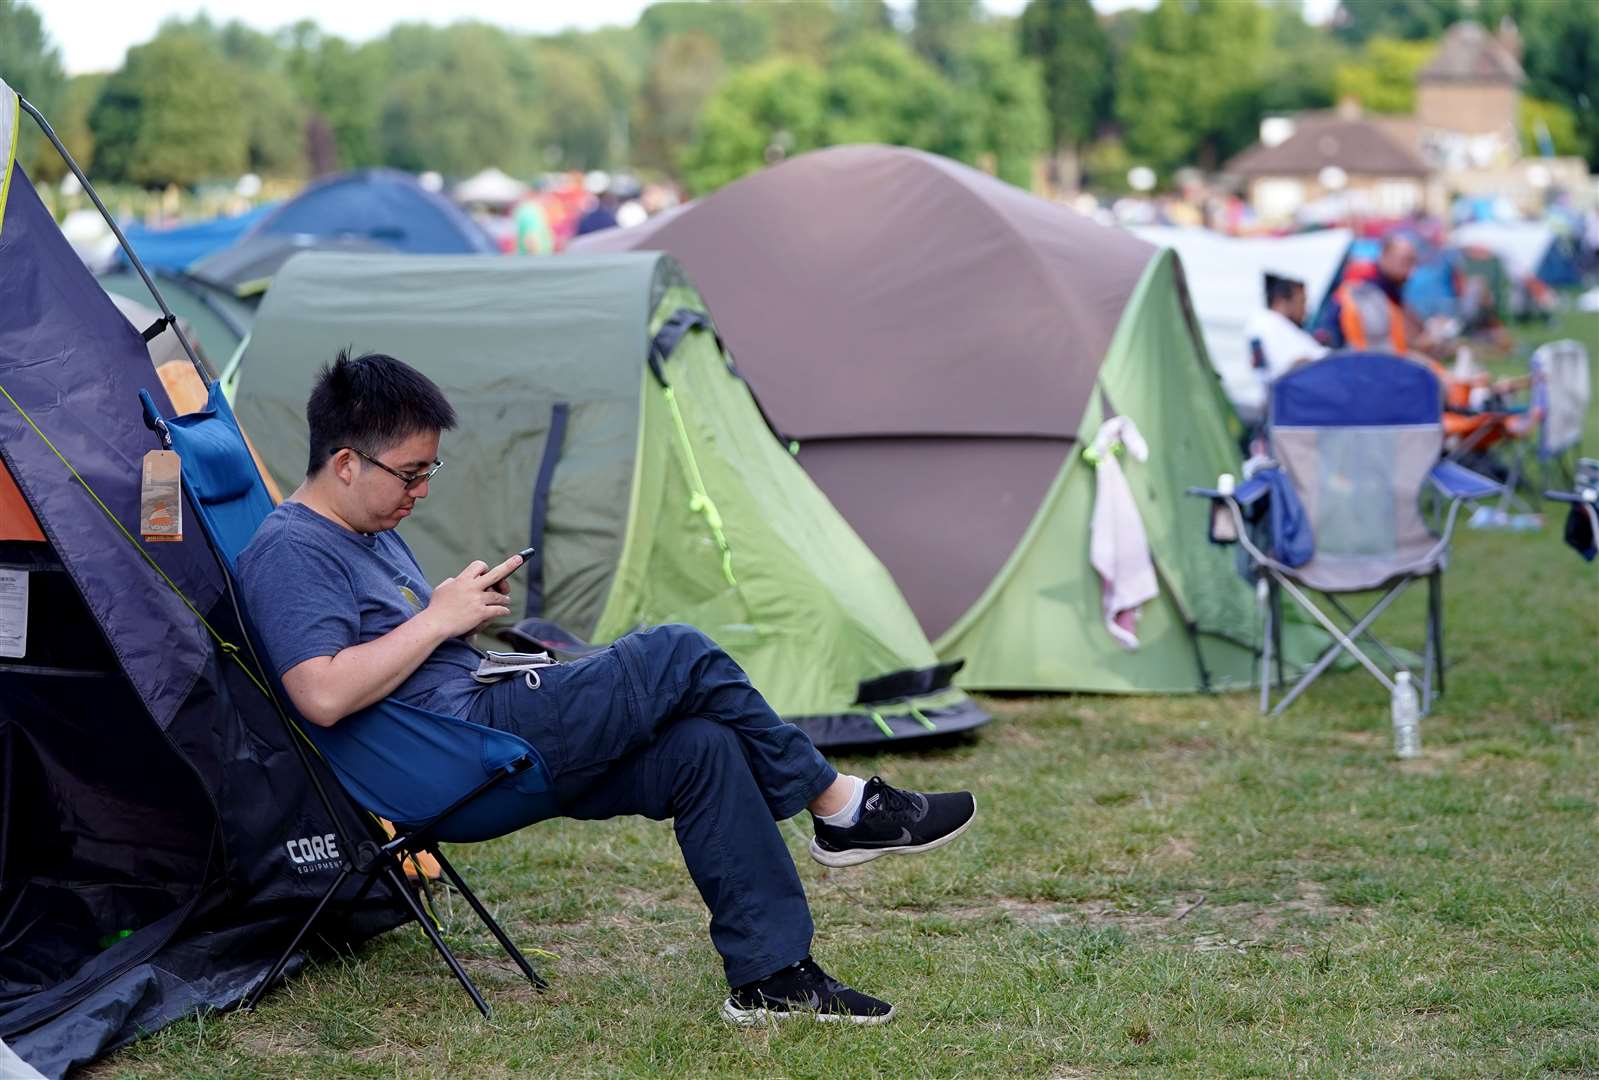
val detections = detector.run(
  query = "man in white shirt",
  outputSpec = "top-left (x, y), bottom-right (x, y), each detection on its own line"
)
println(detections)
top-left (1244, 273), bottom-right (1328, 396)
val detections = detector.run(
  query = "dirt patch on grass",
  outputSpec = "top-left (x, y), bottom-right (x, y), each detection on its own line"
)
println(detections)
top-left (944, 882), bottom-right (1366, 946)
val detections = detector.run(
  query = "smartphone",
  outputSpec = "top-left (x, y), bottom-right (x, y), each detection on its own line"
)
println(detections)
top-left (484, 547), bottom-right (536, 588)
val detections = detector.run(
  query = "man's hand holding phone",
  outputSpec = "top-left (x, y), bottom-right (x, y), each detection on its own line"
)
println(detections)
top-left (425, 547), bottom-right (533, 638)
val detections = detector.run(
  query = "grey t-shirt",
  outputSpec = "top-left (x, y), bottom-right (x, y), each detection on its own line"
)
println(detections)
top-left (236, 500), bottom-right (484, 718)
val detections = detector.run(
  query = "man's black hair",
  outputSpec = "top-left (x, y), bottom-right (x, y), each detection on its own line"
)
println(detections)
top-left (305, 348), bottom-right (457, 476)
top-left (1264, 273), bottom-right (1305, 308)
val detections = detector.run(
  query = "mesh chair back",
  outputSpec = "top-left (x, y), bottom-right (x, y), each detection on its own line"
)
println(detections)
top-left (140, 383), bottom-right (557, 841)
top-left (1269, 351), bottom-right (1445, 592)
top-left (1531, 340), bottom-right (1591, 461)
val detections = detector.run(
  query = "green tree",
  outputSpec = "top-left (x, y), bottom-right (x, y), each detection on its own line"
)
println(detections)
top-left (35, 74), bottom-right (106, 182)
top-left (88, 31), bottom-right (248, 187)
top-left (911, 0), bottom-right (980, 76)
top-left (633, 32), bottom-right (728, 174)
top-left (638, 2), bottom-right (772, 65)
top-left (551, 28), bottom-right (643, 168)
top-left (1018, 0), bottom-right (1110, 188)
top-left (1255, 0), bottom-right (1346, 115)
top-left (531, 45), bottom-right (617, 170)
top-left (826, 34), bottom-right (974, 160)
top-left (830, 0), bottom-right (896, 48)
top-left (679, 58), bottom-right (829, 193)
top-left (1510, 0), bottom-right (1599, 167)
top-left (1115, 0), bottom-right (1271, 177)
top-left (1331, 0), bottom-right (1463, 44)
top-left (1333, 37), bottom-right (1435, 114)
top-left (283, 26), bottom-right (389, 170)
top-left (378, 24), bottom-right (538, 176)
top-left (1520, 97), bottom-right (1582, 158)
top-left (0, 0), bottom-right (68, 178)
top-left (962, 28), bottom-right (1049, 188)
top-left (767, 1), bottom-right (837, 62)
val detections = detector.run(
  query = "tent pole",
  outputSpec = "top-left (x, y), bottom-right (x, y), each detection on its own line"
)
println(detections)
top-left (17, 96), bottom-right (209, 387)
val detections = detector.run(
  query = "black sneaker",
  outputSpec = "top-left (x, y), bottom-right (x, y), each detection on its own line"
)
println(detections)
top-left (722, 956), bottom-right (895, 1026)
top-left (810, 776), bottom-right (976, 868)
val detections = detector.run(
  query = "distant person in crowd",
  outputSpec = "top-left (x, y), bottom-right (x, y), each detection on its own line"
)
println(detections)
top-left (237, 352), bottom-right (978, 1027)
top-left (1314, 234), bottom-right (1435, 354)
top-left (1245, 273), bottom-right (1327, 391)
top-left (576, 190), bottom-right (619, 236)
top-left (514, 198), bottom-right (553, 255)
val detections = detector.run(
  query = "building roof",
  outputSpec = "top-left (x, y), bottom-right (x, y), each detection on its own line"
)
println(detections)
top-left (1225, 112), bottom-right (1432, 179)
top-left (1419, 21), bottom-right (1524, 85)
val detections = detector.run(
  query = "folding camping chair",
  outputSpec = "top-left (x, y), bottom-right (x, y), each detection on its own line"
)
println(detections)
top-left (1530, 340), bottom-right (1592, 490)
top-left (140, 383), bottom-right (558, 1017)
top-left (1193, 351), bottom-right (1501, 715)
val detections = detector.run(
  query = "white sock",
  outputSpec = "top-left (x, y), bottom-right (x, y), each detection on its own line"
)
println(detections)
top-left (817, 775), bottom-right (866, 827)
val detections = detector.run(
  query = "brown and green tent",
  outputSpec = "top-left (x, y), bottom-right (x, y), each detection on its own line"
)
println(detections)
top-left (573, 144), bottom-right (1317, 692)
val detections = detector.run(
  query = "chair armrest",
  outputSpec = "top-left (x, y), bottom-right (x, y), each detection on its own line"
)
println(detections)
top-left (1544, 490), bottom-right (1597, 506)
top-left (1428, 460), bottom-right (1502, 501)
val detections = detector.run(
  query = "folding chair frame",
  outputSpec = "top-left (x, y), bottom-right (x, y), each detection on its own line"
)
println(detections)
top-left (241, 758), bottom-right (548, 1017)
top-left (177, 437), bottom-right (550, 1021)
top-left (1214, 481), bottom-right (1473, 716)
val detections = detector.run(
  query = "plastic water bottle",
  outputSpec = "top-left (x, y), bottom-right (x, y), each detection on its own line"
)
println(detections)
top-left (1391, 671), bottom-right (1421, 759)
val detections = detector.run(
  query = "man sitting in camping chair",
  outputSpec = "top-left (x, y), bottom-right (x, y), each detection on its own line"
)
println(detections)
top-left (235, 350), bottom-right (977, 1026)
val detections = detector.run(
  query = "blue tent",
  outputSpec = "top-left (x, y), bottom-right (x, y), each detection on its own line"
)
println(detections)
top-left (0, 83), bottom-right (399, 1077)
top-left (115, 204), bottom-right (274, 272)
top-left (244, 168), bottom-right (495, 254)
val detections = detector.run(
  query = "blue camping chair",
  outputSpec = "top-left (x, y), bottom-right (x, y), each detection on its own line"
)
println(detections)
top-left (1192, 352), bottom-right (1501, 715)
top-left (140, 382), bottom-right (559, 1017)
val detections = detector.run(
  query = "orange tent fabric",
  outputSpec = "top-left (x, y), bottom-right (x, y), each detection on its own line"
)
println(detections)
top-left (0, 457), bottom-right (45, 542)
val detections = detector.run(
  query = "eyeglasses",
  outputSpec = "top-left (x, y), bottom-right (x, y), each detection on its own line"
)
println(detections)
top-left (343, 446), bottom-right (445, 490)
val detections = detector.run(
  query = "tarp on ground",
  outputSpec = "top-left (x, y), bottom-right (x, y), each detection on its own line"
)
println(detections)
top-left (0, 81), bottom-right (400, 1078)
top-left (572, 144), bottom-right (1311, 692)
top-left (233, 251), bottom-right (987, 746)
top-left (1132, 226), bottom-right (1352, 418)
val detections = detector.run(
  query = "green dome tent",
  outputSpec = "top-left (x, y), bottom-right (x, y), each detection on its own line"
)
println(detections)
top-left (571, 144), bottom-right (1322, 694)
top-left (233, 252), bottom-right (987, 746)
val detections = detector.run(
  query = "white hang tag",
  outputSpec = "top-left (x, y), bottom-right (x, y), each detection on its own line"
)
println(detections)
top-left (141, 449), bottom-right (183, 542)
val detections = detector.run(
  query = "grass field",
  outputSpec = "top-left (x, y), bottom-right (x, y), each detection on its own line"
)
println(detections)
top-left (93, 315), bottom-right (1598, 1079)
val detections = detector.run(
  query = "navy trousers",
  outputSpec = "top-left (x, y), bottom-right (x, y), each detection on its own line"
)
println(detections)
top-left (471, 623), bottom-right (838, 986)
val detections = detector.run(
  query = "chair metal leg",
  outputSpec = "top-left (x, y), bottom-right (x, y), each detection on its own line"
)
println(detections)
top-left (1269, 576), bottom-right (1407, 715)
top-left (1325, 594), bottom-right (1404, 674)
top-left (1271, 581), bottom-right (1286, 690)
top-left (1257, 577), bottom-right (1272, 714)
top-left (243, 865), bottom-right (352, 1011)
top-left (380, 863), bottom-right (493, 1018)
top-left (429, 847), bottom-right (548, 990)
top-left (1429, 571), bottom-right (1445, 703)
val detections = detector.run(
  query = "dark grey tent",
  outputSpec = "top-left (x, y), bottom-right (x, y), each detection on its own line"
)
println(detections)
top-left (187, 232), bottom-right (397, 299)
top-left (99, 268), bottom-right (253, 367)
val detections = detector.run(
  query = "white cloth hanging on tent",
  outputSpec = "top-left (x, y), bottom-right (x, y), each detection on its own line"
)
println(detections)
top-left (1087, 417), bottom-right (1158, 650)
